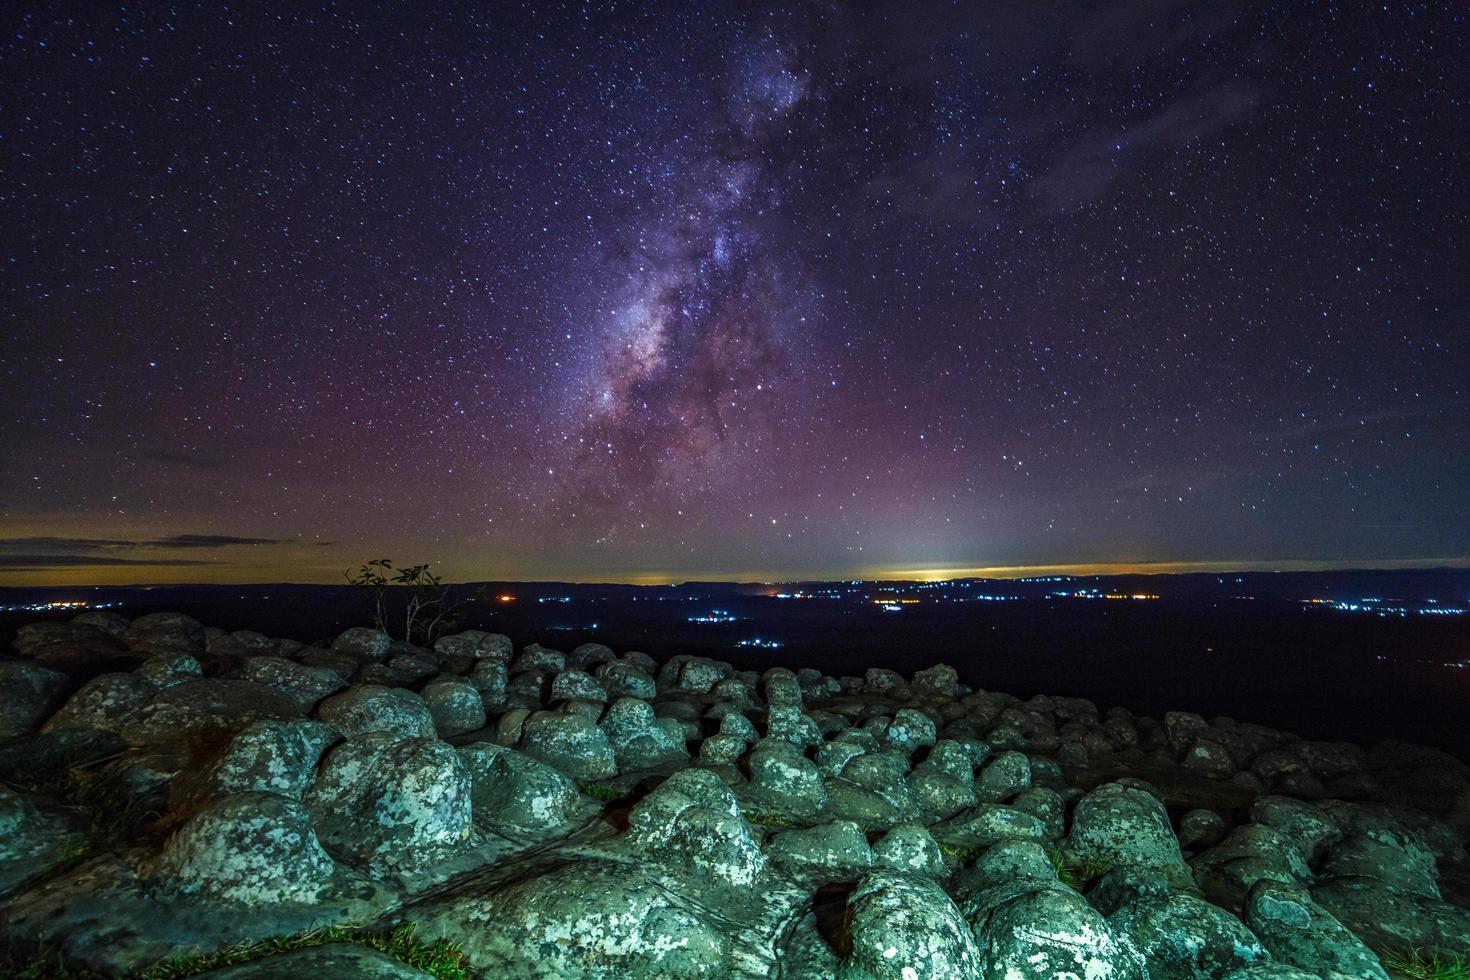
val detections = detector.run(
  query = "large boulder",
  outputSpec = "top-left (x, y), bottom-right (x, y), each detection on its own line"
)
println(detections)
top-left (457, 743), bottom-right (593, 837)
top-left (331, 627), bottom-right (391, 661)
top-left (189, 719), bottom-right (340, 801)
top-left (305, 733), bottom-right (474, 870)
top-left (1107, 892), bottom-right (1268, 980)
top-left (517, 710), bottom-right (617, 781)
top-left (42, 672), bottom-right (154, 734)
top-left (1243, 879), bottom-right (1389, 979)
top-left (1065, 781), bottom-right (1191, 883)
top-left (433, 630), bottom-right (511, 661)
top-left (599, 698), bottom-right (688, 770)
top-left (420, 677), bottom-right (487, 736)
top-left (624, 769), bottom-right (766, 887)
top-left (118, 679), bottom-right (304, 748)
top-left (838, 870), bottom-right (982, 979)
top-left (316, 684), bottom-right (436, 739)
top-left (153, 792), bottom-right (335, 905)
top-left (410, 860), bottom-right (728, 977)
top-left (0, 661), bottom-right (71, 737)
top-left (228, 656), bottom-right (344, 710)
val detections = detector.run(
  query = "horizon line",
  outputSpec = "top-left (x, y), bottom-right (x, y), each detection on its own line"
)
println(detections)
top-left (2, 556), bottom-right (1468, 590)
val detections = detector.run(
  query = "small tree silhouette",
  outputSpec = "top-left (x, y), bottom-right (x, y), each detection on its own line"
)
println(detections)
top-left (345, 558), bottom-right (485, 644)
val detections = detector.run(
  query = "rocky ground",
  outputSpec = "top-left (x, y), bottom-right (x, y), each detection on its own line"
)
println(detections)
top-left (2, 612), bottom-right (1468, 978)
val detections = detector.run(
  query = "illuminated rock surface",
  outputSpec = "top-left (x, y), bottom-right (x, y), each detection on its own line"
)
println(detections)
top-left (2, 614), bottom-right (1469, 977)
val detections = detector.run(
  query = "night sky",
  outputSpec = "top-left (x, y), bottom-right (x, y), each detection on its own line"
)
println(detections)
top-left (2, 2), bottom-right (1467, 585)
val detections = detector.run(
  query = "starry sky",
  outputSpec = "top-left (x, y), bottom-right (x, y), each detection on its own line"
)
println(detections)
top-left (2, 1), bottom-right (1467, 585)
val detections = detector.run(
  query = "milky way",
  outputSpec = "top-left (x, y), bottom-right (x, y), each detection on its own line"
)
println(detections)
top-left (1, 2), bottom-right (1467, 584)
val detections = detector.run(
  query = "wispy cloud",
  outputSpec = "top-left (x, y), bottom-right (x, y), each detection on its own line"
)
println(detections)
top-left (0, 533), bottom-right (288, 569)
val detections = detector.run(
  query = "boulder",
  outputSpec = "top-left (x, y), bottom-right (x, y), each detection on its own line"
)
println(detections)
top-left (1107, 892), bottom-right (1268, 980)
top-left (1243, 879), bottom-right (1389, 979)
top-left (457, 743), bottom-right (592, 837)
top-left (548, 669), bottom-right (607, 704)
top-left (331, 627), bottom-right (391, 661)
top-left (191, 719), bottom-right (340, 801)
top-left (118, 679), bottom-right (304, 748)
top-left (420, 677), bottom-right (486, 736)
top-left (599, 698), bottom-right (688, 770)
top-left (518, 710), bottom-right (617, 781)
top-left (42, 672), bottom-right (154, 734)
top-left (595, 660), bottom-right (656, 699)
top-left (0, 661), bottom-right (71, 737)
top-left (154, 791), bottom-right (335, 905)
top-left (433, 630), bottom-right (512, 661)
top-left (316, 684), bottom-right (436, 739)
top-left (872, 822), bottom-right (946, 877)
top-left (228, 656), bottom-right (344, 710)
top-left (305, 733), bottom-right (474, 870)
top-left (839, 870), bottom-right (982, 979)
top-left (766, 820), bottom-right (874, 875)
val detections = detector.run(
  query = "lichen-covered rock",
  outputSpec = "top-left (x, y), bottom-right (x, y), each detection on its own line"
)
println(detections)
top-left (567, 642), bottom-right (616, 671)
top-left (881, 707), bottom-right (937, 754)
top-left (71, 610), bottom-right (129, 637)
top-left (975, 885), bottom-right (1145, 980)
top-left (1107, 892), bottom-right (1268, 980)
top-left (838, 870), bottom-right (982, 979)
top-left (518, 709), bottom-right (617, 780)
top-left (0, 784), bottom-right (83, 898)
top-left (1191, 823), bottom-right (1314, 911)
top-left (1066, 781), bottom-right (1191, 881)
top-left (0, 661), bottom-right (71, 737)
top-left (745, 743), bottom-right (826, 818)
top-left (154, 791), bottom-right (335, 905)
top-left (600, 697), bottom-right (688, 770)
top-left (305, 733), bottom-right (474, 869)
top-left (192, 719), bottom-right (340, 800)
top-left (119, 679), bottom-right (305, 748)
top-left (548, 668), bottom-right (607, 703)
top-left (510, 643), bottom-right (566, 675)
top-left (457, 742), bottom-right (592, 837)
top-left (331, 627), bottom-right (391, 661)
top-left (975, 749), bottom-right (1031, 803)
top-left (412, 860), bottom-right (728, 977)
top-left (228, 655), bottom-right (343, 710)
top-left (1249, 796), bottom-right (1342, 864)
top-left (766, 820), bottom-right (873, 875)
top-left (762, 667), bottom-right (802, 706)
top-left (1311, 874), bottom-right (1470, 958)
top-left (317, 684), bottom-right (436, 739)
top-left (595, 660), bottom-right (657, 699)
top-left (1182, 737), bottom-right (1237, 778)
top-left (433, 630), bottom-right (512, 660)
top-left (699, 732), bottom-right (746, 764)
top-left (134, 653), bottom-right (203, 690)
top-left (625, 769), bottom-right (766, 886)
top-left (766, 704), bottom-right (823, 747)
top-left (420, 677), bottom-right (487, 736)
top-left (1243, 879), bottom-right (1389, 979)
top-left (872, 822), bottom-right (946, 877)
top-left (14, 621), bottom-right (110, 655)
top-left (911, 663), bottom-right (959, 699)
top-left (932, 803), bottom-right (1047, 851)
top-left (1179, 808), bottom-right (1230, 850)
top-left (41, 672), bottom-right (153, 734)
top-left (124, 612), bottom-right (206, 655)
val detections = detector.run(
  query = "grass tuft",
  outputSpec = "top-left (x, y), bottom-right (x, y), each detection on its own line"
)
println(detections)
top-left (140, 923), bottom-right (470, 980)
top-left (1047, 848), bottom-right (1113, 890)
top-left (1379, 948), bottom-right (1470, 980)
top-left (937, 842), bottom-right (983, 862)
top-left (581, 782), bottom-right (620, 802)
top-left (744, 812), bottom-right (801, 829)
